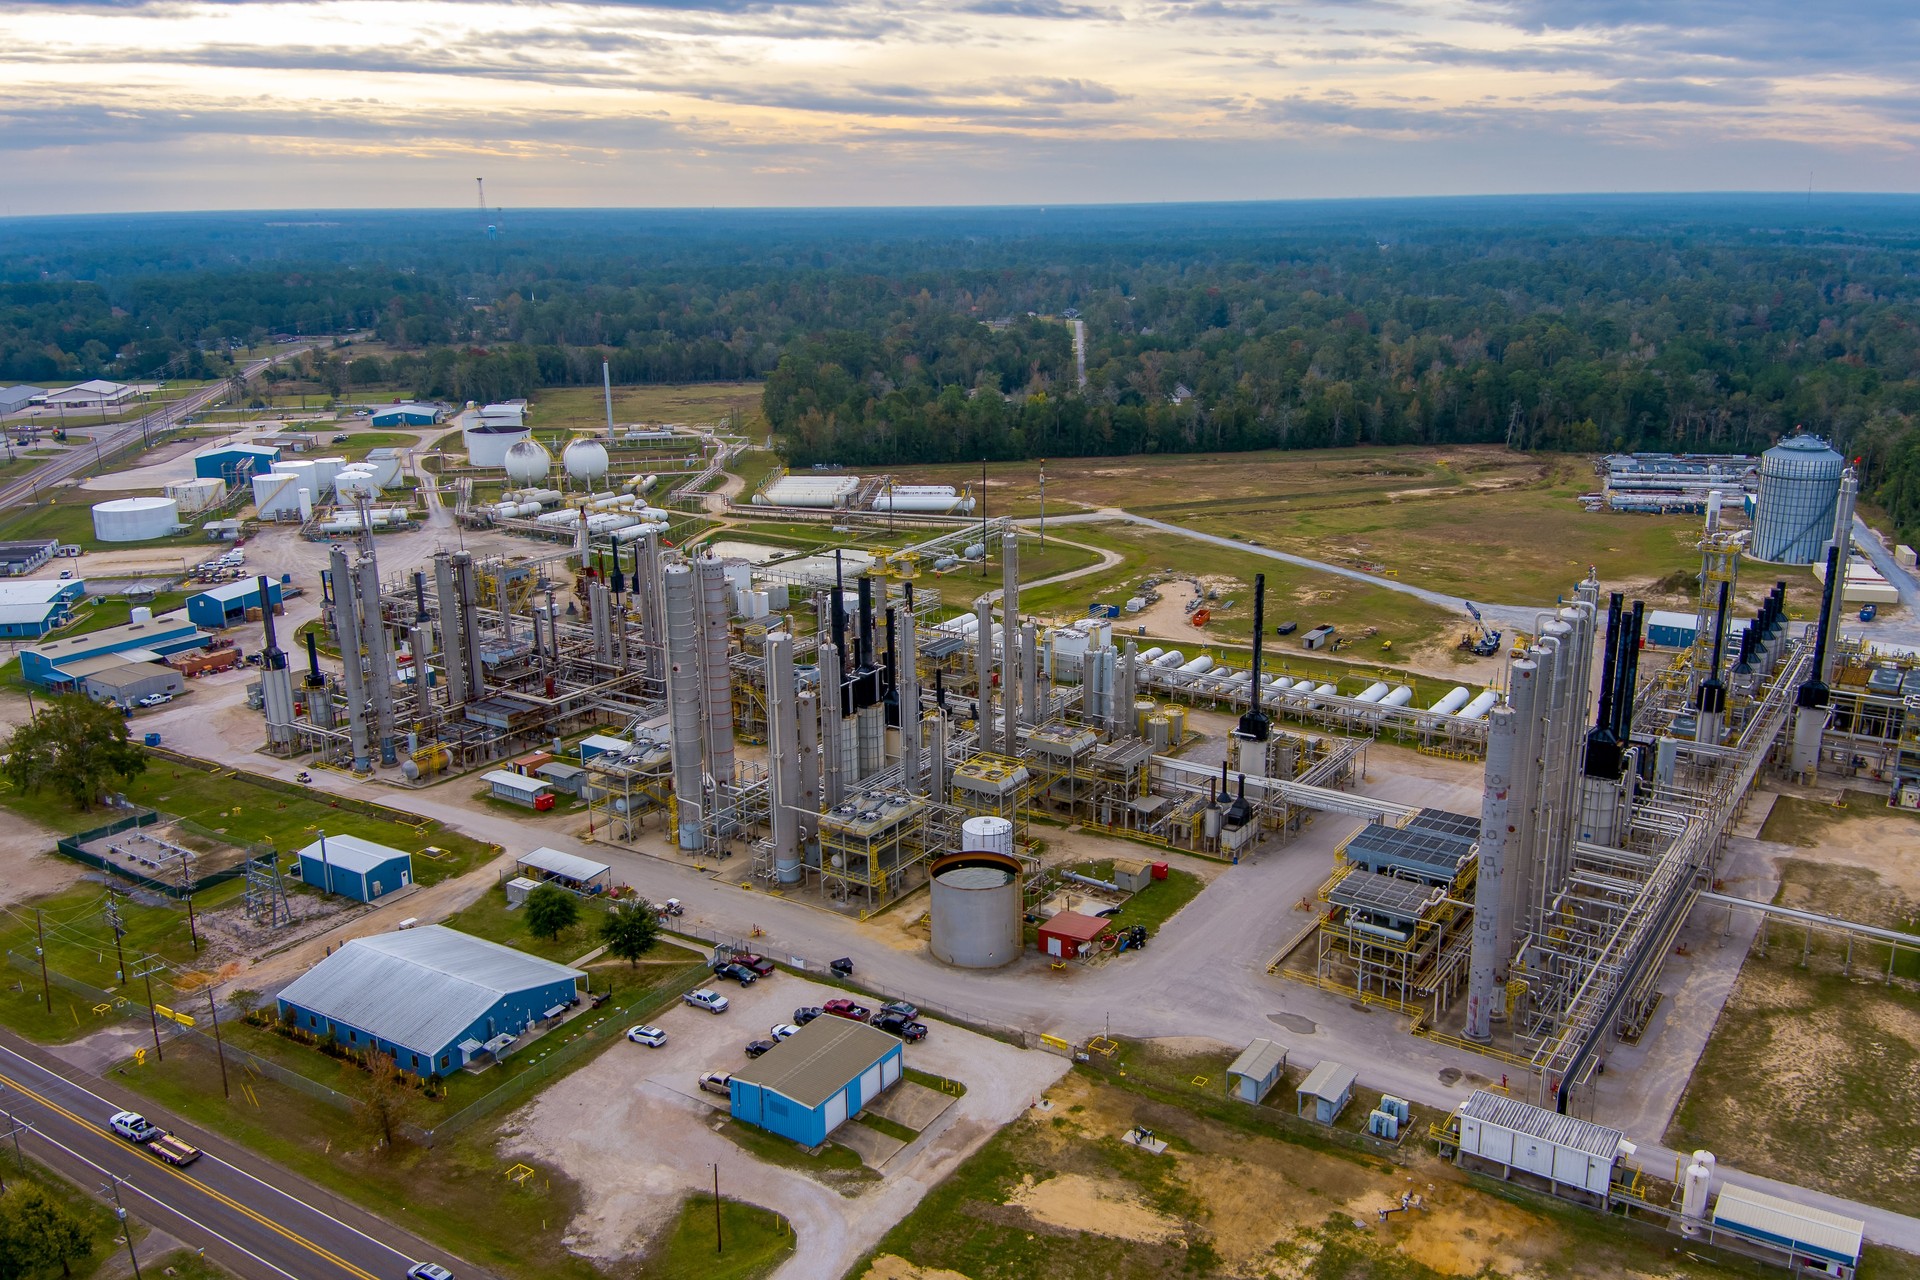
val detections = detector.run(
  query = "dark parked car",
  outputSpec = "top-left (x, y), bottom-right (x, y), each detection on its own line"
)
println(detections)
top-left (1276, 621), bottom-right (1298, 636)
top-left (728, 951), bottom-right (776, 977)
top-left (878, 1000), bottom-right (919, 1021)
top-left (743, 1039), bottom-right (778, 1059)
top-left (822, 998), bottom-right (871, 1023)
top-left (874, 1011), bottom-right (927, 1042)
top-left (793, 1006), bottom-right (824, 1026)
top-left (711, 961), bottom-right (758, 986)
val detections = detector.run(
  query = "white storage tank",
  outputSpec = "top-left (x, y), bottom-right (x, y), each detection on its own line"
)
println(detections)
top-left (334, 467), bottom-right (383, 501)
top-left (503, 438), bottom-right (552, 485)
top-left (252, 471), bottom-right (303, 518)
top-left (360, 449), bottom-right (404, 488)
top-left (309, 456), bottom-right (349, 490)
top-left (1382, 685), bottom-right (1415, 708)
top-left (563, 438), bottom-right (612, 484)
top-left (1354, 681), bottom-right (1390, 704)
top-left (92, 496), bottom-right (180, 542)
top-left (1428, 686), bottom-right (1472, 716)
top-left (463, 423), bottom-right (530, 467)
top-left (872, 484), bottom-right (973, 514)
top-left (1456, 689), bottom-right (1499, 721)
top-left (757, 474), bottom-right (860, 508)
top-left (164, 476), bottom-right (226, 514)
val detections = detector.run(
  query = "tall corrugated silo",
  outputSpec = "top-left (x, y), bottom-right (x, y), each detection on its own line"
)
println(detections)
top-left (1751, 435), bottom-right (1844, 564)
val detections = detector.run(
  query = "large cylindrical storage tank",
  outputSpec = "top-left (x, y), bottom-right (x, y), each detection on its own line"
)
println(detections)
top-left (928, 849), bottom-right (1022, 968)
top-left (757, 474), bottom-right (861, 508)
top-left (164, 476), bottom-right (226, 514)
top-left (1167, 704), bottom-right (1187, 742)
top-left (1354, 681), bottom-right (1390, 704)
top-left (92, 495), bottom-right (180, 542)
top-left (463, 424), bottom-right (530, 467)
top-left (961, 815), bottom-right (1015, 855)
top-left (334, 467), bottom-right (382, 501)
top-left (252, 471), bottom-right (301, 517)
top-left (1382, 685), bottom-right (1414, 708)
top-left (1751, 434), bottom-right (1844, 564)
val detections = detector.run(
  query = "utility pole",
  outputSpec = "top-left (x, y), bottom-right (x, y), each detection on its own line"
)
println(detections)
top-left (1038, 459), bottom-right (1047, 550)
top-left (205, 984), bottom-right (230, 1099)
top-left (102, 1175), bottom-right (144, 1280)
top-left (134, 958), bottom-right (166, 1063)
top-left (34, 909), bottom-right (50, 1012)
top-left (0, 1108), bottom-right (30, 1191)
top-left (175, 849), bottom-right (198, 952)
top-left (711, 1163), bottom-right (723, 1254)
top-left (105, 894), bottom-right (128, 987)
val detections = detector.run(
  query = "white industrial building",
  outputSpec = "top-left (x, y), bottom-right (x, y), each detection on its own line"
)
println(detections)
top-left (1451, 1090), bottom-right (1627, 1206)
top-left (45, 379), bottom-right (135, 408)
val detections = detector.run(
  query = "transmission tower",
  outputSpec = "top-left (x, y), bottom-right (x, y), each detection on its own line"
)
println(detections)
top-left (243, 852), bottom-right (292, 927)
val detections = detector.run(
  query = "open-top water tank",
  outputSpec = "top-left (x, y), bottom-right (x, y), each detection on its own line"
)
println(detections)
top-left (928, 849), bottom-right (1022, 968)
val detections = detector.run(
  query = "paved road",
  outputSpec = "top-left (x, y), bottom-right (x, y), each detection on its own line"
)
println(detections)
top-left (1848, 515), bottom-right (1920, 650)
top-left (0, 1034), bottom-right (472, 1280)
top-left (0, 348), bottom-right (313, 511)
top-left (1039, 509), bottom-right (1543, 633)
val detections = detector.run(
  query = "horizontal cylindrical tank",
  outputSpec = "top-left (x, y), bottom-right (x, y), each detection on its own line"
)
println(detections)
top-left (1177, 655), bottom-right (1215, 677)
top-left (928, 851), bottom-right (1022, 969)
top-left (1354, 681), bottom-right (1390, 704)
top-left (92, 495), bottom-right (180, 542)
top-left (1428, 686), bottom-right (1472, 716)
top-left (1382, 685), bottom-right (1415, 708)
top-left (872, 485), bottom-right (975, 514)
top-left (1151, 649), bottom-right (1184, 668)
top-left (609, 522), bottom-right (670, 542)
top-left (758, 475), bottom-right (860, 508)
top-left (1457, 689), bottom-right (1499, 720)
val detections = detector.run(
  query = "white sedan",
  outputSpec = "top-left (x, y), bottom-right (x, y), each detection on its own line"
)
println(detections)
top-left (625, 1025), bottom-right (667, 1047)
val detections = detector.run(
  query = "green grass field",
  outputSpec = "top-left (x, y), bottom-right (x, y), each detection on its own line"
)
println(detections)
top-left (529, 383), bottom-right (767, 433)
top-left (440, 883), bottom-right (612, 967)
top-left (636, 1196), bottom-right (793, 1280)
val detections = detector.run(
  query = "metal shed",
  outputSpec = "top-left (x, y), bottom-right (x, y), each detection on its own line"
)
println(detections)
top-left (296, 833), bottom-right (414, 903)
top-left (729, 1016), bottom-right (904, 1146)
top-left (1227, 1038), bottom-right (1288, 1104)
top-left (1710, 1183), bottom-right (1863, 1278)
top-left (1644, 609), bottom-right (1699, 649)
top-left (483, 769), bottom-right (555, 810)
top-left (1037, 909), bottom-right (1107, 960)
top-left (77, 658), bottom-right (183, 706)
top-left (1453, 1090), bottom-right (1623, 1203)
top-left (186, 578), bottom-right (284, 629)
top-left (514, 846), bottom-right (611, 893)
top-left (1296, 1060), bottom-right (1356, 1124)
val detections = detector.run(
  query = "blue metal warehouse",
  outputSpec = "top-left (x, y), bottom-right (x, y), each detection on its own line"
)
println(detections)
top-left (186, 578), bottom-right (284, 629)
top-left (276, 926), bottom-right (585, 1078)
top-left (296, 833), bottom-right (414, 902)
top-left (371, 403), bottom-right (443, 427)
top-left (729, 1016), bottom-right (904, 1145)
top-left (21, 615), bottom-right (206, 688)
top-left (193, 444), bottom-right (281, 484)
top-left (0, 579), bottom-right (87, 638)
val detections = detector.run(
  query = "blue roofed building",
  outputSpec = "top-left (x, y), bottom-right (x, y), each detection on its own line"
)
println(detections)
top-left (371, 403), bottom-right (443, 427)
top-left (186, 578), bottom-right (284, 629)
top-left (0, 579), bottom-right (87, 638)
top-left (276, 925), bottom-right (585, 1078)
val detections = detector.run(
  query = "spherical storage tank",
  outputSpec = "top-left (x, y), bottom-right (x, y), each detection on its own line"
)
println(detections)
top-left (92, 496), bottom-right (180, 542)
top-left (562, 438), bottom-right (610, 484)
top-left (928, 848), bottom-right (1022, 969)
top-left (1751, 434), bottom-right (1844, 564)
top-left (503, 438), bottom-right (552, 485)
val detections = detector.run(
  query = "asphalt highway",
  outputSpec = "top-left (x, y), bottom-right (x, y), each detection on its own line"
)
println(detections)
top-left (0, 1035), bottom-right (472, 1280)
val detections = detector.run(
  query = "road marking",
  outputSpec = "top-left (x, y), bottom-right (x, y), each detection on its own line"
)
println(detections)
top-left (0, 1066), bottom-right (380, 1280)
top-left (20, 1120), bottom-right (304, 1280)
top-left (0, 1042), bottom-right (417, 1267)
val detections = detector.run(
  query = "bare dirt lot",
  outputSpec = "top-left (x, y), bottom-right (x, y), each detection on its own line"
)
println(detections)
top-left (501, 972), bottom-right (1066, 1280)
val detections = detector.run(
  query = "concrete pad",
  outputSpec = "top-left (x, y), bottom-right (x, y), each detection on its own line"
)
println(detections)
top-left (836, 1120), bottom-right (907, 1169)
top-left (864, 1081), bottom-right (954, 1132)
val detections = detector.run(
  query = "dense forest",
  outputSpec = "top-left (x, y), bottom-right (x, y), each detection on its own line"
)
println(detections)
top-left (3, 199), bottom-right (1919, 538)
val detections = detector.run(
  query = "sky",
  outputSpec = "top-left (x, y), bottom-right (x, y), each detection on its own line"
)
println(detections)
top-left (1, 0), bottom-right (1916, 214)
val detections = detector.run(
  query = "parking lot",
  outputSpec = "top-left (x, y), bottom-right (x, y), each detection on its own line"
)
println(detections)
top-left (504, 969), bottom-right (1069, 1280)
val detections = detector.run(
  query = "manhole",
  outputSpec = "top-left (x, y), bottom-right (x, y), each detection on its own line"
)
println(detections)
top-left (1437, 1067), bottom-right (1463, 1086)
top-left (1269, 1012), bottom-right (1317, 1034)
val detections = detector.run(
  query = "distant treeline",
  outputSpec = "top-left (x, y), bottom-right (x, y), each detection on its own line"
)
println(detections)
top-left (2, 200), bottom-right (1918, 538)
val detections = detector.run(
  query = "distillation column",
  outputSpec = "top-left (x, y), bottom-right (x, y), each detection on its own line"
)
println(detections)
top-left (1823, 471), bottom-right (1857, 683)
top-left (1001, 531), bottom-right (1020, 753)
top-left (358, 557), bottom-right (399, 768)
top-left (766, 633), bottom-right (801, 883)
top-left (1466, 703), bottom-right (1516, 1041)
top-left (328, 546), bottom-right (372, 772)
top-left (818, 638), bottom-right (845, 807)
top-left (900, 611), bottom-right (922, 791)
top-left (432, 551), bottom-right (467, 708)
top-left (974, 597), bottom-right (994, 730)
top-left (696, 556), bottom-right (736, 824)
top-left (663, 564), bottom-right (706, 851)
top-left (257, 574), bottom-right (296, 749)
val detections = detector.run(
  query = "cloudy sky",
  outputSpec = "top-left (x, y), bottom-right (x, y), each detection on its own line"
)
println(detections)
top-left (1, 0), bottom-right (1914, 213)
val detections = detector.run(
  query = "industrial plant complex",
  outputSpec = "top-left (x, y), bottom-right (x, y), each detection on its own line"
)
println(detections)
top-left (2, 389), bottom-right (1916, 1280)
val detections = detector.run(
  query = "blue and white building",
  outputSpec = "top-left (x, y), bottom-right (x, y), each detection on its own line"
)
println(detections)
top-left (0, 579), bottom-right (86, 639)
top-left (729, 1016), bottom-right (904, 1146)
top-left (186, 578), bottom-right (284, 629)
top-left (276, 925), bottom-right (585, 1078)
top-left (371, 403), bottom-right (443, 427)
top-left (193, 444), bottom-right (282, 484)
top-left (296, 833), bottom-right (414, 902)
top-left (22, 615), bottom-right (206, 688)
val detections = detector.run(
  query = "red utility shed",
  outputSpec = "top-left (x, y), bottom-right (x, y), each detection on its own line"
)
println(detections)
top-left (1038, 910), bottom-right (1108, 959)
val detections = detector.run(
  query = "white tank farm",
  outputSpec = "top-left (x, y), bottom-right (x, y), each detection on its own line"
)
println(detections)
top-left (275, 459), bottom-right (318, 492)
top-left (164, 476), bottom-right (226, 514)
top-left (463, 423), bottom-right (530, 467)
top-left (252, 471), bottom-right (303, 518)
top-left (308, 456), bottom-right (348, 490)
top-left (503, 438), bottom-right (552, 484)
top-left (871, 485), bottom-right (975, 514)
top-left (757, 474), bottom-right (860, 508)
top-left (92, 495), bottom-right (180, 542)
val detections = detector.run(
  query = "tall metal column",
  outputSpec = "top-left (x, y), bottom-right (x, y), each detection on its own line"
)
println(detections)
top-left (328, 547), bottom-right (371, 772)
top-left (974, 597), bottom-right (994, 732)
top-left (1466, 703), bottom-right (1516, 1041)
top-left (358, 557), bottom-right (398, 767)
top-left (899, 612), bottom-right (922, 791)
top-left (431, 552), bottom-right (466, 708)
top-left (818, 640), bottom-right (845, 807)
top-left (766, 634), bottom-right (801, 882)
top-left (663, 564), bottom-right (706, 850)
top-left (1000, 531), bottom-right (1020, 752)
top-left (1020, 620), bottom-right (1039, 725)
top-left (796, 690), bottom-right (821, 845)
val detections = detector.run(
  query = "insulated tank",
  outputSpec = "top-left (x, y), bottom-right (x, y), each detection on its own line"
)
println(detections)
top-left (928, 849), bottom-right (1022, 968)
top-left (91, 496), bottom-right (179, 542)
top-left (1751, 434), bottom-right (1844, 564)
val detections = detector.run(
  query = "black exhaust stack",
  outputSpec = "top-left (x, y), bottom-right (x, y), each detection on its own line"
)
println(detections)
top-left (257, 575), bottom-right (287, 672)
top-left (1615, 600), bottom-right (1644, 740)
top-left (1696, 581), bottom-right (1729, 717)
top-left (1235, 573), bottom-right (1271, 743)
top-left (1584, 592), bottom-right (1624, 778)
top-left (1797, 545), bottom-right (1840, 709)
top-left (303, 631), bottom-right (325, 688)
